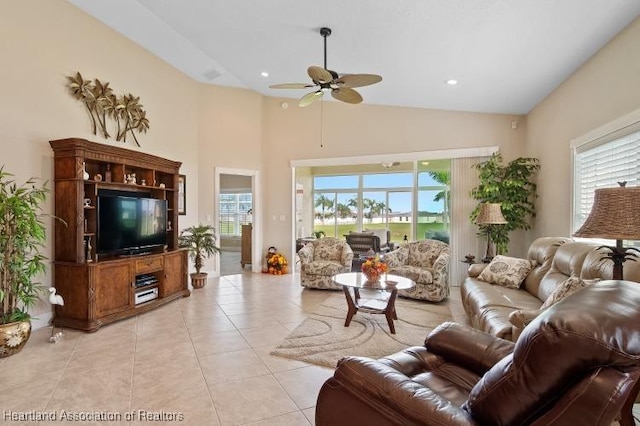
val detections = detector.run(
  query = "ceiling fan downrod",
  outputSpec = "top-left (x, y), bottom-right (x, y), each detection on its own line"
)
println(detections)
top-left (320, 27), bottom-right (331, 70)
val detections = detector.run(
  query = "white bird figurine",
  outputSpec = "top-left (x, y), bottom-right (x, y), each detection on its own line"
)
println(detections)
top-left (48, 287), bottom-right (64, 342)
top-left (49, 287), bottom-right (64, 306)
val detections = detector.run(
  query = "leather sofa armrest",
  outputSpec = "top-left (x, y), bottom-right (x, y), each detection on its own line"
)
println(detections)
top-left (330, 357), bottom-right (475, 425)
top-left (425, 322), bottom-right (515, 376)
top-left (508, 309), bottom-right (542, 341)
top-left (467, 263), bottom-right (488, 278)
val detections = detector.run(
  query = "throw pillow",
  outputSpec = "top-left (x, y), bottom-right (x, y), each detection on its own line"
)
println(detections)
top-left (540, 277), bottom-right (598, 310)
top-left (477, 255), bottom-right (534, 289)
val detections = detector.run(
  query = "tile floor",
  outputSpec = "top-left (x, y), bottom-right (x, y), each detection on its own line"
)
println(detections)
top-left (219, 250), bottom-right (249, 276)
top-left (4, 273), bottom-right (632, 425)
top-left (1, 272), bottom-right (467, 426)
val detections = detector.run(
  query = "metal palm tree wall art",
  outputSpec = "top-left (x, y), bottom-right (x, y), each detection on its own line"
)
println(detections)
top-left (66, 72), bottom-right (150, 146)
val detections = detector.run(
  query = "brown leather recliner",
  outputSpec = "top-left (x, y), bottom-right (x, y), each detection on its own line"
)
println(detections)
top-left (316, 280), bottom-right (640, 426)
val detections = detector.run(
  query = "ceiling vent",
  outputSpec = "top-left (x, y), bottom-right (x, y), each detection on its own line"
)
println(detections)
top-left (203, 68), bottom-right (221, 81)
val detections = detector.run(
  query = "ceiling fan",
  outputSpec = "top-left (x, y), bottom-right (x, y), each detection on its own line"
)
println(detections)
top-left (269, 27), bottom-right (382, 107)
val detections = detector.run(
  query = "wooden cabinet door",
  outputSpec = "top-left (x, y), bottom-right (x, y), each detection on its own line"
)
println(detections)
top-left (162, 250), bottom-right (187, 297)
top-left (96, 262), bottom-right (134, 317)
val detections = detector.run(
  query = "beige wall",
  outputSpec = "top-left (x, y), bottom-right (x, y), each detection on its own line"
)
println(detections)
top-left (0, 0), bottom-right (200, 326)
top-left (526, 17), bottom-right (640, 241)
top-left (196, 85), bottom-right (262, 223)
top-left (262, 96), bottom-right (526, 255)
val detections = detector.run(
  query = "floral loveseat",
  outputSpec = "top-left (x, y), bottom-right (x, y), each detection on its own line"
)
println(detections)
top-left (298, 237), bottom-right (353, 290)
top-left (383, 239), bottom-right (451, 302)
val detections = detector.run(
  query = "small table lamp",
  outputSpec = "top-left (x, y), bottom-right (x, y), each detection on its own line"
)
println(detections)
top-left (476, 203), bottom-right (508, 263)
top-left (573, 183), bottom-right (640, 280)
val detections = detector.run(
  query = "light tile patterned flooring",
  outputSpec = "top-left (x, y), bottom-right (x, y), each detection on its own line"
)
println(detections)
top-left (13, 273), bottom-right (631, 425)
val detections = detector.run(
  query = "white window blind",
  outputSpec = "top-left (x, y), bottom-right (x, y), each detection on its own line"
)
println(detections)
top-left (573, 129), bottom-right (640, 233)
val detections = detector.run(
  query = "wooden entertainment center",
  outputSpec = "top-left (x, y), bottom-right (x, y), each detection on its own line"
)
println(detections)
top-left (49, 138), bottom-right (189, 332)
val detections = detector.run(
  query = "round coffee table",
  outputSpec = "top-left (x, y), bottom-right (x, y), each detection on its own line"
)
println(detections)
top-left (332, 272), bottom-right (415, 334)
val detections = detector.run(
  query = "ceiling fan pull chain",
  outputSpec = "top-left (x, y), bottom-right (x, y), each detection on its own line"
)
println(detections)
top-left (320, 100), bottom-right (324, 148)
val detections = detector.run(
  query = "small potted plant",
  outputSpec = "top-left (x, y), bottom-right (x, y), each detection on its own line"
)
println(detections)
top-left (179, 224), bottom-right (221, 289)
top-left (0, 168), bottom-right (52, 357)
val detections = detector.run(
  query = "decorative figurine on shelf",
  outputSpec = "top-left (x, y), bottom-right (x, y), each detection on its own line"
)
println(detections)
top-left (104, 164), bottom-right (112, 182)
top-left (94, 173), bottom-right (102, 182)
top-left (84, 236), bottom-right (93, 263)
top-left (159, 183), bottom-right (166, 189)
top-left (82, 162), bottom-right (89, 180)
top-left (125, 173), bottom-right (137, 185)
top-left (141, 179), bottom-right (147, 186)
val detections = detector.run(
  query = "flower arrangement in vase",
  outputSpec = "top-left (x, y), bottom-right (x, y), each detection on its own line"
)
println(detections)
top-left (361, 256), bottom-right (388, 282)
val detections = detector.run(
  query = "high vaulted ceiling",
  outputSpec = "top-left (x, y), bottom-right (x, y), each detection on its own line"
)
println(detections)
top-left (68, 0), bottom-right (640, 114)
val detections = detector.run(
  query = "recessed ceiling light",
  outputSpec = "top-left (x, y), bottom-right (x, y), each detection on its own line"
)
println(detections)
top-left (446, 79), bottom-right (458, 85)
top-left (261, 71), bottom-right (269, 77)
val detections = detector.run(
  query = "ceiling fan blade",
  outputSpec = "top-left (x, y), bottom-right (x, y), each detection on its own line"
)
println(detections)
top-left (336, 74), bottom-right (382, 88)
top-left (331, 87), bottom-right (362, 104)
top-left (269, 83), bottom-right (315, 89)
top-left (298, 90), bottom-right (324, 107)
top-left (308, 66), bottom-right (333, 84)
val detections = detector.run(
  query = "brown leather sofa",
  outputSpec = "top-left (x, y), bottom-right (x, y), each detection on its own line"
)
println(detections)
top-left (461, 237), bottom-right (640, 341)
top-left (316, 280), bottom-right (640, 426)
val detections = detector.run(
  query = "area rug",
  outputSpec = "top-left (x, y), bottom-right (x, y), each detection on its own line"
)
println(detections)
top-left (270, 292), bottom-right (452, 368)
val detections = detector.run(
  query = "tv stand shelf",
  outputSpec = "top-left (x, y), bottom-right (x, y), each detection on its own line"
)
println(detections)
top-left (50, 138), bottom-right (189, 332)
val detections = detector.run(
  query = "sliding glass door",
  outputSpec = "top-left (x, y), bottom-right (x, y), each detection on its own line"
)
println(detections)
top-left (310, 167), bottom-right (448, 243)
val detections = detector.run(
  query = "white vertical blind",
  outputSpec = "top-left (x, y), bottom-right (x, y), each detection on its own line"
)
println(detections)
top-left (450, 156), bottom-right (489, 287)
top-left (573, 129), bottom-right (640, 233)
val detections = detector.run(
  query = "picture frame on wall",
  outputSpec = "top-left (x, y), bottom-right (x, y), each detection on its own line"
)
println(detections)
top-left (178, 174), bottom-right (186, 215)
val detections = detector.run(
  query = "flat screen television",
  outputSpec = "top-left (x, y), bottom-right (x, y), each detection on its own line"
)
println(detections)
top-left (97, 195), bottom-right (168, 255)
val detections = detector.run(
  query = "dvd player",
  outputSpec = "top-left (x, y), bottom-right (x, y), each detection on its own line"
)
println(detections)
top-left (135, 287), bottom-right (158, 305)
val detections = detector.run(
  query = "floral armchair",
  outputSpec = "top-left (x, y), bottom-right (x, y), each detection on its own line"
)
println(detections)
top-left (383, 239), bottom-right (450, 302)
top-left (298, 237), bottom-right (353, 290)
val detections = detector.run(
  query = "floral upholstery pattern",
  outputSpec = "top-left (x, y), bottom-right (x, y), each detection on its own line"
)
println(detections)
top-left (477, 255), bottom-right (535, 289)
top-left (540, 277), bottom-right (598, 310)
top-left (383, 239), bottom-right (450, 302)
top-left (299, 237), bottom-right (353, 290)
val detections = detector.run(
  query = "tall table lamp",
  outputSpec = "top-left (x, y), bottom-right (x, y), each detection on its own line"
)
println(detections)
top-left (573, 183), bottom-right (640, 280)
top-left (476, 203), bottom-right (508, 263)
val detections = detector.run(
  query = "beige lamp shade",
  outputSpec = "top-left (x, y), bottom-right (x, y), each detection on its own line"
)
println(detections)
top-left (573, 186), bottom-right (640, 240)
top-left (476, 203), bottom-right (508, 225)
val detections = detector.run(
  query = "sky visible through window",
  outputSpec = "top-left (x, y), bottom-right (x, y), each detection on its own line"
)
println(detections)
top-left (314, 173), bottom-right (445, 213)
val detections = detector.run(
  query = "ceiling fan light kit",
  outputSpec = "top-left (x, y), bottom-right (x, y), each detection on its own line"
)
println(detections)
top-left (269, 27), bottom-right (382, 107)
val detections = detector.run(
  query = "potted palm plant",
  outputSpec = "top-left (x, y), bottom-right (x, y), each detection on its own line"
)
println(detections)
top-left (0, 168), bottom-right (51, 357)
top-left (179, 224), bottom-right (221, 289)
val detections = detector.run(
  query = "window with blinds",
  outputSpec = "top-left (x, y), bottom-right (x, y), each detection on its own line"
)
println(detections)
top-left (573, 128), bottom-right (640, 233)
